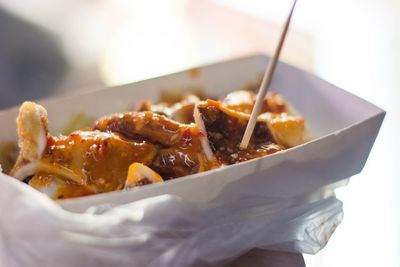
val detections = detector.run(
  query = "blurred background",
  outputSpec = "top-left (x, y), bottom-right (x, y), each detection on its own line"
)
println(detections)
top-left (0, 0), bottom-right (398, 266)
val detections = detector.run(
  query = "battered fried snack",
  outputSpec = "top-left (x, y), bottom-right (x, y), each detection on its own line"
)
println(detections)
top-left (8, 89), bottom-right (308, 199)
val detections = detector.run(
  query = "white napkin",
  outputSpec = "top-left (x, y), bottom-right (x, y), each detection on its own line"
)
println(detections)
top-left (0, 173), bottom-right (343, 267)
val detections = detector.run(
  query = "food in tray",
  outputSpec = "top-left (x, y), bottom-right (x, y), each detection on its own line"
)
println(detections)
top-left (7, 89), bottom-right (309, 199)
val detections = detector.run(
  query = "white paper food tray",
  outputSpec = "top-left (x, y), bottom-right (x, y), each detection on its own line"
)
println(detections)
top-left (0, 54), bottom-right (385, 213)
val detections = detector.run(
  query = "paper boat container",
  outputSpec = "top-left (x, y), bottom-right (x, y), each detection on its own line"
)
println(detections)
top-left (0, 55), bottom-right (385, 213)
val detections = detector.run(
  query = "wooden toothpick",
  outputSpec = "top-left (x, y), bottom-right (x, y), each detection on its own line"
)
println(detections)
top-left (239, 0), bottom-right (298, 150)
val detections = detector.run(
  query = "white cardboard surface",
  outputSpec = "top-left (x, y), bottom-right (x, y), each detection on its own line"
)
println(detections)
top-left (0, 55), bottom-right (385, 267)
top-left (2, 54), bottom-right (379, 212)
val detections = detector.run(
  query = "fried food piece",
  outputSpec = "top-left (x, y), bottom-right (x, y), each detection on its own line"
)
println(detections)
top-left (259, 113), bottom-right (306, 148)
top-left (221, 90), bottom-right (287, 114)
top-left (151, 146), bottom-right (215, 179)
top-left (135, 94), bottom-right (200, 124)
top-left (196, 100), bottom-right (284, 165)
top-left (94, 111), bottom-right (195, 146)
top-left (10, 102), bottom-right (48, 180)
top-left (94, 111), bottom-right (218, 179)
top-left (159, 89), bottom-right (205, 105)
top-left (9, 88), bottom-right (308, 200)
top-left (135, 101), bottom-right (170, 117)
top-left (125, 163), bottom-right (163, 189)
top-left (221, 90), bottom-right (307, 148)
top-left (29, 131), bottom-right (157, 199)
top-left (11, 103), bottom-right (159, 199)
top-left (169, 94), bottom-right (200, 124)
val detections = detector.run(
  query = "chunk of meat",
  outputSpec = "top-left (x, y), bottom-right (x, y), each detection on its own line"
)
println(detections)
top-left (94, 111), bottom-right (219, 179)
top-left (151, 146), bottom-right (215, 179)
top-left (196, 100), bottom-right (284, 165)
top-left (29, 131), bottom-right (157, 199)
top-left (94, 111), bottom-right (197, 146)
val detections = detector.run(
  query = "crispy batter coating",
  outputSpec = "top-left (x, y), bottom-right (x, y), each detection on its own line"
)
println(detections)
top-left (10, 102), bottom-right (48, 180)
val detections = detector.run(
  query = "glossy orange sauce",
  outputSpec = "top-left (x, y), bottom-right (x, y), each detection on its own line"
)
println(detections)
top-left (29, 131), bottom-right (156, 198)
